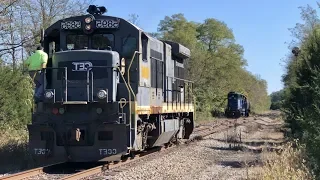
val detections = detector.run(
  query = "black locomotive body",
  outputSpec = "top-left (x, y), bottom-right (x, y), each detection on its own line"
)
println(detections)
top-left (28, 5), bottom-right (194, 163)
top-left (224, 92), bottom-right (250, 118)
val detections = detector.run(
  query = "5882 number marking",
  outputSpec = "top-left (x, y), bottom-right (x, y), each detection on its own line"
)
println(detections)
top-left (96, 19), bottom-right (119, 29)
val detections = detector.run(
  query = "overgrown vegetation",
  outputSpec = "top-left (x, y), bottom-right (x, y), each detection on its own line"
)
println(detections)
top-left (269, 90), bottom-right (284, 110)
top-left (257, 141), bottom-right (314, 180)
top-left (281, 2), bottom-right (320, 178)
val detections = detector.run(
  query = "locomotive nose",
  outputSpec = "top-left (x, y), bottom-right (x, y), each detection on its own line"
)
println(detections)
top-left (49, 50), bottom-right (119, 102)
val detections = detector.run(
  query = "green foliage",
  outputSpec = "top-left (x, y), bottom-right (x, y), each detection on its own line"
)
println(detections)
top-left (0, 66), bottom-right (33, 130)
top-left (269, 89), bottom-right (285, 110)
top-left (282, 4), bottom-right (320, 177)
top-left (156, 14), bottom-right (270, 115)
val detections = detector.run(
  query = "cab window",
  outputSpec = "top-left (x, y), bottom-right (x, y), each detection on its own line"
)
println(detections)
top-left (122, 37), bottom-right (137, 57)
top-left (66, 35), bottom-right (88, 50)
top-left (92, 34), bottom-right (114, 50)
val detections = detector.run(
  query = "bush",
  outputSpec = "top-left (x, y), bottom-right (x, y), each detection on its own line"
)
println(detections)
top-left (0, 66), bottom-right (33, 130)
top-left (282, 27), bottom-right (320, 176)
top-left (0, 66), bottom-right (34, 172)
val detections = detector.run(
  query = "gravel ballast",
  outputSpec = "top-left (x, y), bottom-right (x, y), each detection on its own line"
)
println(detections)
top-left (85, 113), bottom-right (283, 180)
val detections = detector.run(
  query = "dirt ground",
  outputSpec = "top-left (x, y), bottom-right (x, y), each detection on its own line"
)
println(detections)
top-left (85, 111), bottom-right (285, 180)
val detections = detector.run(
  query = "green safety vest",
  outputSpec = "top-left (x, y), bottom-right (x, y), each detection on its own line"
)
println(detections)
top-left (25, 50), bottom-right (48, 71)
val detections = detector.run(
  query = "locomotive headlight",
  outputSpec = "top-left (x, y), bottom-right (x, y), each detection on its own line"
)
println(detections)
top-left (85, 24), bottom-right (91, 30)
top-left (121, 58), bottom-right (125, 66)
top-left (45, 90), bottom-right (54, 99)
top-left (97, 90), bottom-right (107, 99)
top-left (85, 17), bottom-right (92, 23)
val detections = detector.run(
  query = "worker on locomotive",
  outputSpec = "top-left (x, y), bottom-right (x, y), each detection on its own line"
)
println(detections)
top-left (24, 45), bottom-right (48, 102)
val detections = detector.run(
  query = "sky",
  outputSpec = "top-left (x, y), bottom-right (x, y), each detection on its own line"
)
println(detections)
top-left (96, 0), bottom-right (319, 94)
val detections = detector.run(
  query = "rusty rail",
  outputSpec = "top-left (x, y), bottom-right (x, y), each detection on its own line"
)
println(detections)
top-left (0, 162), bottom-right (65, 180)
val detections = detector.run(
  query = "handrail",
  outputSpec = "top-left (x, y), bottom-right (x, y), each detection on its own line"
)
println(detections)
top-left (86, 66), bottom-right (115, 102)
top-left (127, 51), bottom-right (141, 102)
top-left (127, 51), bottom-right (141, 147)
top-left (165, 76), bottom-right (193, 105)
top-left (85, 66), bottom-right (132, 145)
top-left (166, 75), bottom-right (194, 83)
top-left (43, 67), bottom-right (68, 102)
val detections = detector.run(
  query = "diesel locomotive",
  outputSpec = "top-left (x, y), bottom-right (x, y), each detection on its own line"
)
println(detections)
top-left (224, 92), bottom-right (250, 118)
top-left (28, 5), bottom-right (194, 163)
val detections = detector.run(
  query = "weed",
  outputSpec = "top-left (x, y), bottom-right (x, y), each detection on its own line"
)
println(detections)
top-left (255, 140), bottom-right (314, 180)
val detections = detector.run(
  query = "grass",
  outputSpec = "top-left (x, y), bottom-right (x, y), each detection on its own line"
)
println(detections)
top-left (195, 111), bottom-right (216, 125)
top-left (250, 141), bottom-right (314, 180)
top-left (0, 124), bottom-right (37, 174)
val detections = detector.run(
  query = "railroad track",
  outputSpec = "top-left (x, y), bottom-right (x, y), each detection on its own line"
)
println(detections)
top-left (0, 117), bottom-right (249, 180)
top-left (0, 162), bottom-right (65, 180)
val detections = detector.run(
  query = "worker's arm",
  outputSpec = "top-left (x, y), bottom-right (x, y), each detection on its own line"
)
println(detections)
top-left (41, 53), bottom-right (48, 69)
top-left (24, 56), bottom-right (30, 69)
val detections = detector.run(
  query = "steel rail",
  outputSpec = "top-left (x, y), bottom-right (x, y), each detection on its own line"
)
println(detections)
top-left (0, 162), bottom-right (65, 180)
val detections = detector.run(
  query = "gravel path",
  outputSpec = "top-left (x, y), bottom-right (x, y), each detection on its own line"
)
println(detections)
top-left (84, 113), bottom-right (284, 180)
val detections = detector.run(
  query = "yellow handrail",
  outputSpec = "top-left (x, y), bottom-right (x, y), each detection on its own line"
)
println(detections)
top-left (127, 51), bottom-right (141, 102)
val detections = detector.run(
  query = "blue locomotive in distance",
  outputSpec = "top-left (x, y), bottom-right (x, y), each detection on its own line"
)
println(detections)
top-left (224, 92), bottom-right (250, 118)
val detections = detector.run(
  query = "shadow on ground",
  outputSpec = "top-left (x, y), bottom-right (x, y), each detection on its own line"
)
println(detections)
top-left (217, 159), bottom-right (263, 168)
top-left (0, 141), bottom-right (43, 174)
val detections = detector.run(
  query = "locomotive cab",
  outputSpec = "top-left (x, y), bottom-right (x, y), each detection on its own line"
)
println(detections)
top-left (41, 16), bottom-right (124, 103)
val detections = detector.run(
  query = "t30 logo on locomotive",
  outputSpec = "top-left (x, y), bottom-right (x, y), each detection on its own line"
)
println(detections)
top-left (72, 61), bottom-right (93, 72)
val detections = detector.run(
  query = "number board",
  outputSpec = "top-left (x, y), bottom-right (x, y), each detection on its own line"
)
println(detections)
top-left (96, 19), bottom-right (120, 29)
top-left (61, 21), bottom-right (81, 29)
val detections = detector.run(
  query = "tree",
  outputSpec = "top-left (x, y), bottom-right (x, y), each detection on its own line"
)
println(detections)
top-left (0, 0), bottom-right (94, 66)
top-left (269, 89), bottom-right (285, 110)
top-left (281, 4), bottom-right (320, 176)
top-left (128, 13), bottom-right (140, 26)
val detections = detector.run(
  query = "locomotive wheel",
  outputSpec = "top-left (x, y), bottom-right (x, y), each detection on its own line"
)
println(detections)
top-left (236, 111), bottom-right (241, 119)
top-left (183, 118), bottom-right (193, 139)
top-left (129, 151), bottom-right (136, 159)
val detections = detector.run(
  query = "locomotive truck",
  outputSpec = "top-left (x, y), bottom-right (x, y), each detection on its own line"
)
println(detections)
top-left (28, 5), bottom-right (195, 163)
top-left (224, 91), bottom-right (250, 118)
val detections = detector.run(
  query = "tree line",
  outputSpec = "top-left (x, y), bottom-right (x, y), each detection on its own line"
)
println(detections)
top-left (147, 14), bottom-right (270, 116)
top-left (278, 3), bottom-right (320, 177)
top-left (0, 0), bottom-right (270, 130)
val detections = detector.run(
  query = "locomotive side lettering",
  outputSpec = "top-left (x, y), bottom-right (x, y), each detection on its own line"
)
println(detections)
top-left (34, 148), bottom-right (51, 155)
top-left (99, 149), bottom-right (117, 155)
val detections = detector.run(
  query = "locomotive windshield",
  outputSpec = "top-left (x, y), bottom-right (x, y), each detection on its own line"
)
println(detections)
top-left (92, 34), bottom-right (114, 49)
top-left (66, 34), bottom-right (88, 50)
top-left (66, 33), bottom-right (115, 50)
top-left (228, 94), bottom-right (238, 100)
